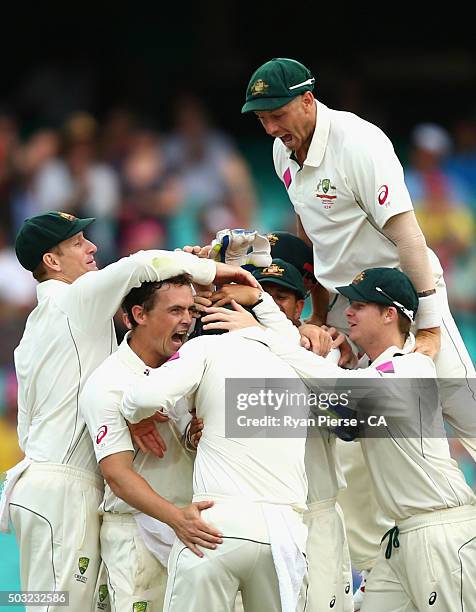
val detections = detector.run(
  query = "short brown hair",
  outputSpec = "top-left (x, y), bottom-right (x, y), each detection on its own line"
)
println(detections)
top-left (32, 245), bottom-right (63, 282)
top-left (122, 274), bottom-right (193, 329)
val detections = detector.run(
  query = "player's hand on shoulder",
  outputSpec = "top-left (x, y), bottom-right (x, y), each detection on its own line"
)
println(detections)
top-left (414, 327), bottom-right (441, 360)
top-left (171, 501), bottom-right (223, 557)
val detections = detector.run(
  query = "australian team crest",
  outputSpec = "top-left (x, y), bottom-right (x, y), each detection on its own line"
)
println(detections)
top-left (58, 212), bottom-right (77, 221)
top-left (315, 178), bottom-right (337, 208)
top-left (251, 79), bottom-right (269, 96)
top-left (74, 556), bottom-right (90, 583)
top-left (78, 557), bottom-right (90, 575)
top-left (98, 585), bottom-right (108, 603)
top-left (352, 271), bottom-right (366, 284)
top-left (262, 263), bottom-right (285, 277)
top-left (97, 584), bottom-right (109, 609)
top-left (133, 602), bottom-right (148, 612)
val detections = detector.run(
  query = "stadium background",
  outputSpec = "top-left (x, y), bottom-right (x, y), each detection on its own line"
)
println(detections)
top-left (1, 8), bottom-right (476, 609)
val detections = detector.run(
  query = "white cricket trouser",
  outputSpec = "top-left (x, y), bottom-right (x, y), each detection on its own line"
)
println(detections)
top-left (9, 463), bottom-right (103, 612)
top-left (361, 504), bottom-right (476, 611)
top-left (100, 513), bottom-right (167, 612)
top-left (304, 498), bottom-right (354, 612)
top-left (329, 274), bottom-right (476, 571)
top-left (336, 441), bottom-right (393, 571)
top-left (164, 497), bottom-right (308, 612)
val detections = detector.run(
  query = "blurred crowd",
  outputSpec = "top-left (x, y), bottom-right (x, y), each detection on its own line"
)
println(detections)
top-left (1, 102), bottom-right (476, 479)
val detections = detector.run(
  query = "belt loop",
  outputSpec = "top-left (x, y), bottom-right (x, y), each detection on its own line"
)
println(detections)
top-left (381, 526), bottom-right (400, 559)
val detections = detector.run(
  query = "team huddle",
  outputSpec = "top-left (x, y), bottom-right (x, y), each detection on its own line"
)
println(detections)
top-left (1, 57), bottom-right (476, 612)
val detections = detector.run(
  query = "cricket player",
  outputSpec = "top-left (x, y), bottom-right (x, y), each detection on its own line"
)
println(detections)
top-left (245, 260), bottom-right (351, 611)
top-left (80, 276), bottom-right (224, 612)
top-left (242, 57), bottom-right (476, 594)
top-left (241, 56), bottom-right (476, 430)
top-left (121, 301), bottom-right (309, 612)
top-left (1, 211), bottom-right (258, 612)
top-left (239, 267), bottom-right (476, 610)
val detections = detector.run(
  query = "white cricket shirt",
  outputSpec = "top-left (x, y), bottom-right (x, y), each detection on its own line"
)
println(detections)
top-left (14, 250), bottom-right (215, 473)
top-left (80, 334), bottom-right (193, 514)
top-left (260, 329), bottom-right (476, 521)
top-left (273, 101), bottom-right (415, 292)
top-left (121, 329), bottom-right (308, 507)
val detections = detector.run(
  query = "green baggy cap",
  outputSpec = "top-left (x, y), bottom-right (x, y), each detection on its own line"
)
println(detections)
top-left (267, 231), bottom-right (316, 282)
top-left (336, 268), bottom-right (419, 322)
top-left (253, 258), bottom-right (306, 299)
top-left (242, 58), bottom-right (315, 113)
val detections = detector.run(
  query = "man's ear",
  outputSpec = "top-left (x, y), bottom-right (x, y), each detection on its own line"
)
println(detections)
top-left (131, 304), bottom-right (146, 327)
top-left (302, 91), bottom-right (315, 112)
top-left (295, 298), bottom-right (305, 320)
top-left (384, 306), bottom-right (398, 324)
top-left (42, 251), bottom-right (62, 272)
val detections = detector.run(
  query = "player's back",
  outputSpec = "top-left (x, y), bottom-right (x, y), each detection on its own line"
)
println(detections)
top-left (190, 331), bottom-right (307, 508)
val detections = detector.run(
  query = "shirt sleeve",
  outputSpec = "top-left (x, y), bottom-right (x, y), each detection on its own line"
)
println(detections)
top-left (344, 126), bottom-right (414, 229)
top-left (57, 250), bottom-right (216, 334)
top-left (80, 376), bottom-right (134, 463)
top-left (121, 339), bottom-right (208, 424)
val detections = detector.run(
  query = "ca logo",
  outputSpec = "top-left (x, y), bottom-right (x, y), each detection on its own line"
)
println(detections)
top-left (429, 591), bottom-right (437, 605)
top-left (329, 596), bottom-right (336, 608)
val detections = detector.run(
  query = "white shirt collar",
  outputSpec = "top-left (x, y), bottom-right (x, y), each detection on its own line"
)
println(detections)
top-left (304, 100), bottom-right (331, 168)
top-left (358, 333), bottom-right (415, 369)
top-left (117, 331), bottom-right (152, 376)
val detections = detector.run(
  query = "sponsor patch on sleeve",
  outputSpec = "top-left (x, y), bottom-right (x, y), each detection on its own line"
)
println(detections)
top-left (96, 425), bottom-right (108, 444)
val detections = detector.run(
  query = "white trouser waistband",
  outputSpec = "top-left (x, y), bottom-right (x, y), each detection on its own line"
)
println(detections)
top-left (397, 504), bottom-right (476, 534)
top-left (24, 462), bottom-right (103, 491)
top-left (306, 497), bottom-right (337, 515)
top-left (102, 512), bottom-right (137, 526)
